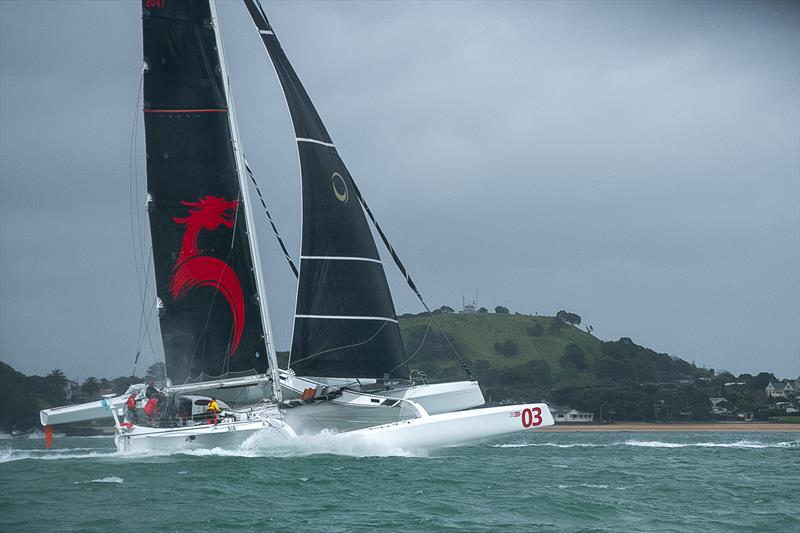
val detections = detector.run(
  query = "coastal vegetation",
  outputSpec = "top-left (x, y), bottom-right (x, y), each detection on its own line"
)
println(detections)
top-left (396, 309), bottom-right (796, 423)
top-left (1, 308), bottom-right (796, 431)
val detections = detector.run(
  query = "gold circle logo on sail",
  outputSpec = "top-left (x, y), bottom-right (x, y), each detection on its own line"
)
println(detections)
top-left (332, 172), bottom-right (349, 203)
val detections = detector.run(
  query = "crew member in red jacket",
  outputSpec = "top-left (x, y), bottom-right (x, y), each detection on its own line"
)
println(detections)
top-left (125, 393), bottom-right (138, 424)
top-left (143, 396), bottom-right (159, 426)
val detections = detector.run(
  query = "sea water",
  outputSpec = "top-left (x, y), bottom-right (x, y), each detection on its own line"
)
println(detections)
top-left (1, 431), bottom-right (797, 532)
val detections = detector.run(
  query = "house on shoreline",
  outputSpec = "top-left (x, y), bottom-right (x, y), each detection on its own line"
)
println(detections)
top-left (765, 380), bottom-right (796, 399)
top-left (551, 406), bottom-right (594, 423)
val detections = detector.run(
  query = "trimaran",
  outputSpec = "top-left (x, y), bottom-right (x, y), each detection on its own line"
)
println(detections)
top-left (39, 0), bottom-right (553, 452)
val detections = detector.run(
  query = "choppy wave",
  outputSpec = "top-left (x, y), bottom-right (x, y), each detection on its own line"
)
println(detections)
top-left (4, 434), bottom-right (796, 464)
top-left (557, 482), bottom-right (643, 490)
top-left (3, 432), bottom-right (797, 532)
top-left (558, 483), bottom-right (610, 489)
top-left (0, 447), bottom-right (121, 463)
top-left (491, 442), bottom-right (601, 448)
top-left (491, 439), bottom-right (800, 450)
top-left (0, 428), bottom-right (426, 463)
top-left (83, 476), bottom-right (124, 484)
top-left (623, 439), bottom-right (800, 449)
top-left (239, 427), bottom-right (426, 458)
top-left (0, 430), bottom-right (66, 440)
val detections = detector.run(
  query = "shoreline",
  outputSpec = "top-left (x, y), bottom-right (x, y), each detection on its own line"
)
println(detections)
top-left (540, 422), bottom-right (800, 432)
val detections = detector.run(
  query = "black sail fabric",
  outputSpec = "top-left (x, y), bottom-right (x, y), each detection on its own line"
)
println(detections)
top-left (142, 0), bottom-right (268, 383)
top-left (244, 0), bottom-right (408, 379)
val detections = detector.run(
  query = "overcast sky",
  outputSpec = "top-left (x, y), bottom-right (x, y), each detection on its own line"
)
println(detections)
top-left (1, 0), bottom-right (798, 381)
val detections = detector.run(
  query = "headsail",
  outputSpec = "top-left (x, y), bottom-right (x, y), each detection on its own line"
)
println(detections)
top-left (142, 0), bottom-right (270, 384)
top-left (244, 0), bottom-right (408, 380)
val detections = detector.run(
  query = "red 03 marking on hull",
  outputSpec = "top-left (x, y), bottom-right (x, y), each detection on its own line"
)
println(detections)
top-left (520, 407), bottom-right (543, 428)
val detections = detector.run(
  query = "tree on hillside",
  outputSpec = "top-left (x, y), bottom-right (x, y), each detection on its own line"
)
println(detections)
top-left (559, 343), bottom-right (587, 371)
top-left (596, 356), bottom-right (628, 382)
top-left (716, 370), bottom-right (735, 380)
top-left (81, 376), bottom-right (100, 399)
top-left (110, 376), bottom-right (142, 395)
top-left (556, 310), bottom-right (582, 326)
top-left (494, 306), bottom-right (509, 314)
top-left (524, 359), bottom-right (553, 388)
top-left (751, 372), bottom-right (776, 390)
top-left (494, 339), bottom-right (520, 357)
top-left (146, 362), bottom-right (166, 383)
top-left (47, 369), bottom-right (67, 388)
top-left (656, 386), bottom-right (712, 421)
top-left (478, 307), bottom-right (488, 313)
top-left (438, 305), bottom-right (454, 314)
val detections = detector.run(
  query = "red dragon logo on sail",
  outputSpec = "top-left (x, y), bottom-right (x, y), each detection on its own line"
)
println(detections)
top-left (171, 196), bottom-right (244, 358)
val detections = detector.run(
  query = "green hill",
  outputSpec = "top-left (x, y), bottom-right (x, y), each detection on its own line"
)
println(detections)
top-left (398, 311), bottom-right (709, 406)
top-left (401, 312), bottom-right (600, 375)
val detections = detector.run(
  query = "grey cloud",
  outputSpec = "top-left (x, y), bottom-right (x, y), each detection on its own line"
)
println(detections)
top-left (1, 0), bottom-right (797, 379)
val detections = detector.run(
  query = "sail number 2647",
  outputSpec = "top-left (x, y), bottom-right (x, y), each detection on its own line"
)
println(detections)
top-left (520, 407), bottom-right (542, 428)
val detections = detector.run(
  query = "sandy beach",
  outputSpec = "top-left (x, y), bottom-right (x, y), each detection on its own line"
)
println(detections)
top-left (541, 422), bottom-right (800, 432)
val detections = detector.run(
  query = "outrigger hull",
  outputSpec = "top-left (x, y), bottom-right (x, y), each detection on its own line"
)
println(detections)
top-left (114, 418), bottom-right (295, 453)
top-left (340, 403), bottom-right (554, 450)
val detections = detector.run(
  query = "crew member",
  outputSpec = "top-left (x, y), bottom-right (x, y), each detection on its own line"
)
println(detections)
top-left (207, 397), bottom-right (221, 424)
top-left (143, 396), bottom-right (159, 426)
top-left (125, 393), bottom-right (138, 424)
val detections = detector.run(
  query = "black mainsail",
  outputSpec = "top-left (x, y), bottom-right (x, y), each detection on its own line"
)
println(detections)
top-left (244, 0), bottom-right (408, 380)
top-left (142, 0), bottom-right (272, 384)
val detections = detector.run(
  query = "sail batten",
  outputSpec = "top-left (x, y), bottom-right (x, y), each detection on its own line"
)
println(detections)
top-left (245, 0), bottom-right (408, 379)
top-left (296, 138), bottom-right (336, 148)
top-left (301, 256), bottom-right (383, 264)
top-left (296, 315), bottom-right (400, 323)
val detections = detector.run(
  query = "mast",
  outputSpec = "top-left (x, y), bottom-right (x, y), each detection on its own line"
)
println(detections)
top-left (209, 0), bottom-right (281, 400)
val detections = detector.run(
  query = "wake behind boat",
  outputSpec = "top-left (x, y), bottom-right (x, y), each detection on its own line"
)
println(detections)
top-left (39, 0), bottom-right (553, 452)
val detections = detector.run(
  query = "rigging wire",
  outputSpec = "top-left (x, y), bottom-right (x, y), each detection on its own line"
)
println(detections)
top-left (132, 245), bottom-right (157, 375)
top-left (289, 321), bottom-right (389, 367)
top-left (128, 66), bottom-right (162, 375)
top-left (244, 159), bottom-right (298, 278)
top-left (389, 317), bottom-right (434, 375)
top-left (128, 68), bottom-right (146, 306)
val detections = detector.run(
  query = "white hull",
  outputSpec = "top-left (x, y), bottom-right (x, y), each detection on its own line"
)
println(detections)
top-left (388, 381), bottom-right (485, 415)
top-left (341, 403), bottom-right (554, 450)
top-left (278, 380), bottom-right (485, 435)
top-left (41, 378), bottom-right (553, 454)
top-left (281, 375), bottom-right (485, 414)
top-left (111, 403), bottom-right (552, 453)
top-left (114, 418), bottom-right (295, 453)
top-left (281, 390), bottom-right (422, 434)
